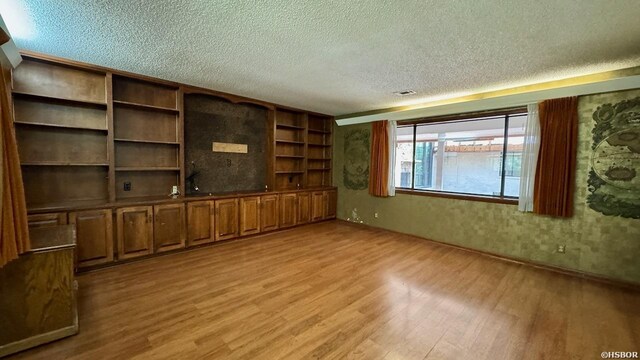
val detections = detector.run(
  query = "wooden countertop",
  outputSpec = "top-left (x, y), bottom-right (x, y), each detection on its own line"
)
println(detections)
top-left (27, 187), bottom-right (337, 214)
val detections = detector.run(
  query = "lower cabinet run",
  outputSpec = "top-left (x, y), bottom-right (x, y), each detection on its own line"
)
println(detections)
top-left (260, 194), bottom-right (279, 232)
top-left (116, 206), bottom-right (154, 260)
top-left (69, 209), bottom-right (113, 268)
top-left (31, 189), bottom-right (337, 270)
top-left (215, 198), bottom-right (239, 241)
top-left (279, 193), bottom-right (297, 228)
top-left (187, 201), bottom-right (215, 246)
top-left (154, 204), bottom-right (186, 253)
top-left (239, 196), bottom-right (261, 236)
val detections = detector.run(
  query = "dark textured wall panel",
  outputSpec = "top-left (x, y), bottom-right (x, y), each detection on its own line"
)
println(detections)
top-left (184, 94), bottom-right (267, 194)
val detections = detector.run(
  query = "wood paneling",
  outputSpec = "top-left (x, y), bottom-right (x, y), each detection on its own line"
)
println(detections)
top-left (310, 191), bottom-right (325, 222)
top-left (0, 227), bottom-right (75, 357)
top-left (22, 166), bottom-right (109, 207)
top-left (116, 206), bottom-right (153, 259)
top-left (279, 193), bottom-right (297, 228)
top-left (153, 204), bottom-right (186, 253)
top-left (12, 59), bottom-right (106, 104)
top-left (113, 76), bottom-right (177, 109)
top-left (115, 171), bottom-right (179, 199)
top-left (13, 97), bottom-right (107, 130)
top-left (260, 195), bottom-right (279, 232)
top-left (297, 191), bottom-right (310, 225)
top-left (12, 222), bottom-right (640, 360)
top-left (187, 201), bottom-right (215, 247)
top-left (239, 196), bottom-right (260, 236)
top-left (113, 106), bottom-right (178, 143)
top-left (115, 142), bottom-right (178, 168)
top-left (27, 213), bottom-right (67, 229)
top-left (214, 198), bottom-right (238, 241)
top-left (69, 209), bottom-right (113, 268)
top-left (17, 126), bottom-right (108, 165)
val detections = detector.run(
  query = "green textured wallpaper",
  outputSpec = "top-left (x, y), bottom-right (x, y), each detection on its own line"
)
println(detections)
top-left (333, 89), bottom-right (640, 284)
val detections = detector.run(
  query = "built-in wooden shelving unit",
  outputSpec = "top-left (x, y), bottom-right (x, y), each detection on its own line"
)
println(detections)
top-left (12, 58), bottom-right (110, 207)
top-left (272, 109), bottom-right (333, 190)
top-left (12, 53), bottom-right (332, 208)
top-left (112, 75), bottom-right (182, 200)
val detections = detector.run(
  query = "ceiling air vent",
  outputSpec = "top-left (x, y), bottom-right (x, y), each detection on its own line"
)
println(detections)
top-left (393, 90), bottom-right (417, 96)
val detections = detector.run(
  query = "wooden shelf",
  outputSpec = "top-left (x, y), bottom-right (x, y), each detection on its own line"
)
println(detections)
top-left (276, 155), bottom-right (305, 159)
top-left (276, 124), bottom-right (305, 130)
top-left (308, 129), bottom-right (331, 134)
top-left (276, 140), bottom-right (305, 145)
top-left (307, 157), bottom-right (331, 160)
top-left (308, 168), bottom-right (331, 171)
top-left (12, 90), bottom-right (107, 107)
top-left (308, 143), bottom-right (332, 147)
top-left (113, 100), bottom-right (179, 113)
top-left (21, 162), bottom-right (109, 167)
top-left (14, 121), bottom-right (108, 132)
top-left (114, 138), bottom-right (179, 145)
top-left (115, 167), bottom-right (180, 172)
top-left (275, 170), bottom-right (305, 174)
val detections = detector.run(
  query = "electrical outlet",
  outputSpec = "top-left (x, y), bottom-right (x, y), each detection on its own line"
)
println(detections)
top-left (557, 244), bottom-right (566, 254)
top-left (124, 182), bottom-right (131, 191)
top-left (374, 212), bottom-right (379, 218)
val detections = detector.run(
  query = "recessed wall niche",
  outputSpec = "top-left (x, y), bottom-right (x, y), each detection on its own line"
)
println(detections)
top-left (184, 94), bottom-right (268, 194)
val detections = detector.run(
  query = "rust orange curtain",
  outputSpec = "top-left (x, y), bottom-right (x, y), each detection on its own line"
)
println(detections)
top-left (369, 120), bottom-right (390, 197)
top-left (533, 97), bottom-right (578, 217)
top-left (0, 58), bottom-right (30, 267)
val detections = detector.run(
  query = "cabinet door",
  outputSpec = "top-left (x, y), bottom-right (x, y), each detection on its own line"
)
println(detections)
top-left (154, 203), bottom-right (186, 253)
top-left (240, 196), bottom-right (261, 236)
top-left (279, 193), bottom-right (297, 228)
top-left (116, 206), bottom-right (153, 260)
top-left (311, 191), bottom-right (325, 222)
top-left (297, 192), bottom-right (310, 225)
top-left (69, 209), bottom-right (113, 268)
top-left (325, 190), bottom-right (337, 219)
top-left (187, 201), bottom-right (215, 247)
top-left (260, 194), bottom-right (279, 232)
top-left (28, 212), bottom-right (67, 229)
top-left (215, 198), bottom-right (239, 241)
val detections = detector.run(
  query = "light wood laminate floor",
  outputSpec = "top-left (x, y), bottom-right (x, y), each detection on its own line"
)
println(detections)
top-left (12, 221), bottom-right (640, 359)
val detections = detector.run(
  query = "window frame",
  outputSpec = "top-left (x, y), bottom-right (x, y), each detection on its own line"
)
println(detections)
top-left (395, 107), bottom-right (527, 205)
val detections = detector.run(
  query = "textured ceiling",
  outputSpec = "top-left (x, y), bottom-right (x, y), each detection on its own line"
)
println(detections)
top-left (4, 0), bottom-right (640, 115)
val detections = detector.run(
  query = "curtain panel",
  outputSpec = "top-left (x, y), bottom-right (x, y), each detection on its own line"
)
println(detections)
top-left (533, 97), bottom-right (579, 218)
top-left (518, 103), bottom-right (541, 212)
top-left (369, 120), bottom-right (390, 197)
top-left (0, 57), bottom-right (30, 267)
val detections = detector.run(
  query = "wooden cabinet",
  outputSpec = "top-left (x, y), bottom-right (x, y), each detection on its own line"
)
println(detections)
top-left (279, 193), bottom-right (297, 228)
top-left (215, 198), bottom-right (238, 241)
top-left (187, 201), bottom-right (215, 247)
top-left (297, 192), bottom-right (310, 225)
top-left (116, 206), bottom-right (153, 260)
top-left (260, 194), bottom-right (279, 232)
top-left (325, 190), bottom-right (337, 219)
top-left (69, 209), bottom-right (113, 268)
top-left (239, 197), bottom-right (261, 236)
top-left (27, 212), bottom-right (67, 229)
top-left (311, 191), bottom-right (325, 222)
top-left (154, 203), bottom-right (186, 253)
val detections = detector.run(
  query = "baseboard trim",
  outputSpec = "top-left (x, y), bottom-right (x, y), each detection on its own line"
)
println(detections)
top-left (0, 324), bottom-right (78, 358)
top-left (336, 219), bottom-right (640, 291)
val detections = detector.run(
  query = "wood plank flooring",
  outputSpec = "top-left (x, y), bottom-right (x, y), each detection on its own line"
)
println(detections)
top-left (11, 221), bottom-right (640, 359)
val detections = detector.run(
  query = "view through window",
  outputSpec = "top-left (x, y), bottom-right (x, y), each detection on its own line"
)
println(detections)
top-left (395, 112), bottom-right (526, 198)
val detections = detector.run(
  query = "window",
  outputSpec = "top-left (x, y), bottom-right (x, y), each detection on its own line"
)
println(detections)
top-left (395, 110), bottom-right (526, 200)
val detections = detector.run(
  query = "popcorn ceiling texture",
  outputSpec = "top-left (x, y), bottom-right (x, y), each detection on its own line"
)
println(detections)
top-left (10, 0), bottom-right (640, 115)
top-left (333, 89), bottom-right (640, 284)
